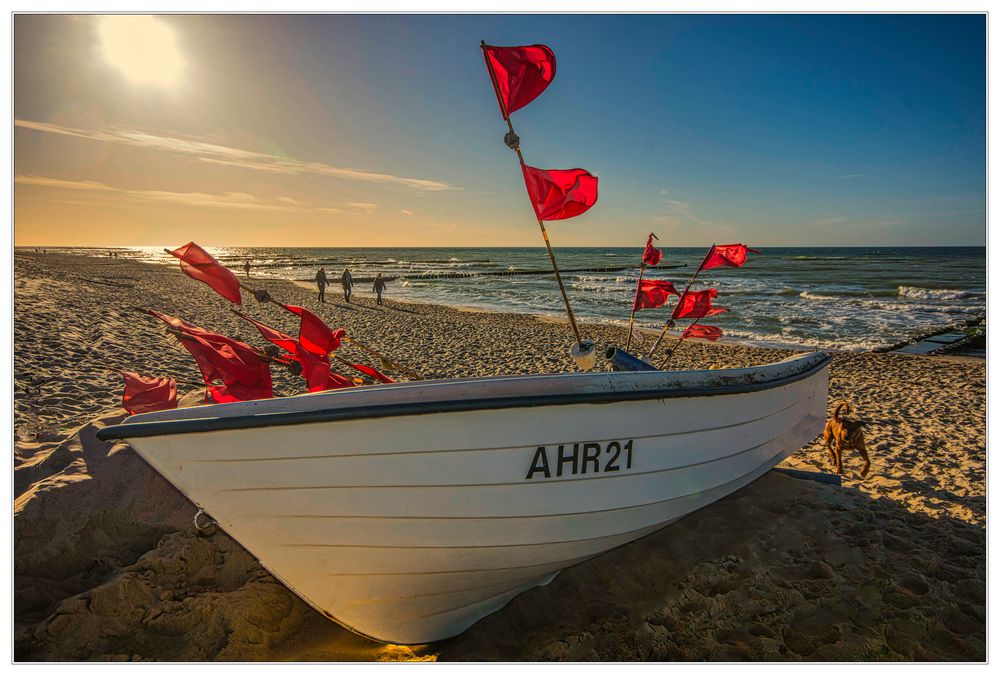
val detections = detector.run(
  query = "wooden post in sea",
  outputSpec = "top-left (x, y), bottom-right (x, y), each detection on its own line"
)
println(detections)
top-left (481, 40), bottom-right (587, 353)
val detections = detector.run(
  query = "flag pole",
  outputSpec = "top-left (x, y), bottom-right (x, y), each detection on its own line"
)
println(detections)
top-left (656, 317), bottom-right (701, 367)
top-left (343, 337), bottom-right (424, 380)
top-left (646, 244), bottom-right (715, 359)
top-left (481, 40), bottom-right (584, 349)
top-left (624, 263), bottom-right (646, 352)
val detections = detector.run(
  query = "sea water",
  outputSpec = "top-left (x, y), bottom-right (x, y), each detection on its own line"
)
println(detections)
top-left (38, 246), bottom-right (986, 352)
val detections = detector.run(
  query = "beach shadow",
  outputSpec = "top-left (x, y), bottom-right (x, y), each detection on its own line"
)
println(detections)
top-left (382, 303), bottom-right (420, 315)
top-left (431, 472), bottom-right (985, 662)
top-left (344, 298), bottom-right (419, 315)
top-left (14, 430), bottom-right (985, 662)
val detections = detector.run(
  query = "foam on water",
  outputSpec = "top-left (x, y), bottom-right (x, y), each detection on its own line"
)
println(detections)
top-left (898, 285), bottom-right (980, 301)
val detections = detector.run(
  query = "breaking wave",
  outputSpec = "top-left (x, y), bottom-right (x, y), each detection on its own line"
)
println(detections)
top-left (799, 291), bottom-right (841, 301)
top-left (898, 286), bottom-right (978, 301)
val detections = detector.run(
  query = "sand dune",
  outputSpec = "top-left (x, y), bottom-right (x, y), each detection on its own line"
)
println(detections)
top-left (13, 252), bottom-right (985, 661)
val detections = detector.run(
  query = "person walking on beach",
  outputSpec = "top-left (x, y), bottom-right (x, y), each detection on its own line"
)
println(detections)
top-left (341, 268), bottom-right (354, 303)
top-left (244, 260), bottom-right (251, 278)
top-left (316, 266), bottom-right (329, 303)
top-left (373, 273), bottom-right (387, 305)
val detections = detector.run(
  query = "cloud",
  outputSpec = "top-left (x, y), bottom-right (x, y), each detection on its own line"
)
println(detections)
top-left (347, 202), bottom-right (377, 211)
top-left (14, 175), bottom-right (113, 192)
top-left (15, 174), bottom-right (345, 213)
top-left (400, 209), bottom-right (414, 216)
top-left (659, 197), bottom-right (711, 227)
top-left (15, 118), bottom-right (455, 192)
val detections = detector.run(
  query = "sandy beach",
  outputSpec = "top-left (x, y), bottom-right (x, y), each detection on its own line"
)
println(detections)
top-left (13, 251), bottom-right (985, 661)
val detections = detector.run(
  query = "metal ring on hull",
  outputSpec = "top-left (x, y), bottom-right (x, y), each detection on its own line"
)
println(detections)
top-left (193, 509), bottom-right (218, 533)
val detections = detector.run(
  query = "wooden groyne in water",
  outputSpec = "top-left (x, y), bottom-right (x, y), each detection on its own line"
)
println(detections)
top-left (297, 263), bottom-right (687, 284)
top-left (877, 313), bottom-right (986, 355)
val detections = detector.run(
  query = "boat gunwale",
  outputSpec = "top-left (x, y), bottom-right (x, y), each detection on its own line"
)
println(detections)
top-left (97, 352), bottom-right (830, 441)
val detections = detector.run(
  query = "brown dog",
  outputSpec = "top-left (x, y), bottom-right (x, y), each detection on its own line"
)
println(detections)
top-left (822, 401), bottom-right (871, 477)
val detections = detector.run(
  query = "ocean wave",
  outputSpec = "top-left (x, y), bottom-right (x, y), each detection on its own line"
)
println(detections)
top-left (898, 286), bottom-right (979, 301)
top-left (573, 274), bottom-right (629, 284)
top-left (722, 327), bottom-right (890, 352)
top-left (799, 291), bottom-right (841, 301)
top-left (570, 281), bottom-right (630, 294)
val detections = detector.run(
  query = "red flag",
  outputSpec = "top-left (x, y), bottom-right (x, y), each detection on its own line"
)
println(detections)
top-left (642, 233), bottom-right (662, 267)
top-left (121, 371), bottom-right (177, 415)
top-left (241, 314), bottom-right (299, 355)
top-left (168, 242), bottom-right (242, 304)
top-left (521, 165), bottom-right (598, 221)
top-left (321, 369), bottom-right (357, 391)
top-left (238, 313), bottom-right (355, 392)
top-left (297, 348), bottom-right (356, 392)
top-left (671, 289), bottom-right (729, 320)
top-left (699, 244), bottom-right (761, 271)
top-left (633, 279), bottom-right (679, 310)
top-left (681, 324), bottom-right (723, 342)
top-left (281, 304), bottom-right (345, 356)
top-left (483, 44), bottom-right (556, 119)
top-left (349, 362), bottom-right (396, 384)
top-left (147, 311), bottom-right (272, 403)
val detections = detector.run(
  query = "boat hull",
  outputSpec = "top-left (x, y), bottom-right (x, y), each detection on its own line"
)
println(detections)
top-left (99, 352), bottom-right (829, 644)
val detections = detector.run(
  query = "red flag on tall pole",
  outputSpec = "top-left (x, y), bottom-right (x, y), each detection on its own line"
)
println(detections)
top-left (121, 372), bottom-right (177, 414)
top-left (480, 39), bottom-right (592, 355)
top-left (280, 304), bottom-right (345, 356)
top-left (521, 165), bottom-right (599, 221)
top-left (642, 233), bottom-right (662, 267)
top-left (681, 324), bottom-right (723, 341)
top-left (698, 244), bottom-right (761, 271)
top-left (671, 288), bottom-right (729, 320)
top-left (633, 279), bottom-right (680, 311)
top-left (482, 44), bottom-right (556, 119)
top-left (167, 242), bottom-right (243, 304)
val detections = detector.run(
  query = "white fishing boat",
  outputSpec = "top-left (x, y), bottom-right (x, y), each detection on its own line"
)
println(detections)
top-left (97, 350), bottom-right (830, 644)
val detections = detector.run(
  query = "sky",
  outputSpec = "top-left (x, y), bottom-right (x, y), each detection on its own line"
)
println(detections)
top-left (13, 13), bottom-right (986, 247)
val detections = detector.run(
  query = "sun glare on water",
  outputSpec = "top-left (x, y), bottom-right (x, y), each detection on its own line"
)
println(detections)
top-left (97, 16), bottom-right (183, 87)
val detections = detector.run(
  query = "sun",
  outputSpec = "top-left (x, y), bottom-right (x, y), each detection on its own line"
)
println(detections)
top-left (97, 16), bottom-right (183, 88)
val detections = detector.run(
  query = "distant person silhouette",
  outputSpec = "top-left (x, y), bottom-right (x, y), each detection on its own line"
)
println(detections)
top-left (341, 268), bottom-right (353, 303)
top-left (373, 273), bottom-right (387, 305)
top-left (316, 266), bottom-right (329, 303)
top-left (244, 260), bottom-right (251, 278)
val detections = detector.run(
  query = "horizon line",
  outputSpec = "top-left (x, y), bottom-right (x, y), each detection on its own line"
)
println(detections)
top-left (13, 244), bottom-right (988, 249)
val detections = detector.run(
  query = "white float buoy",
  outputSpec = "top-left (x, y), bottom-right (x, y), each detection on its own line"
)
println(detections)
top-left (571, 339), bottom-right (597, 371)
